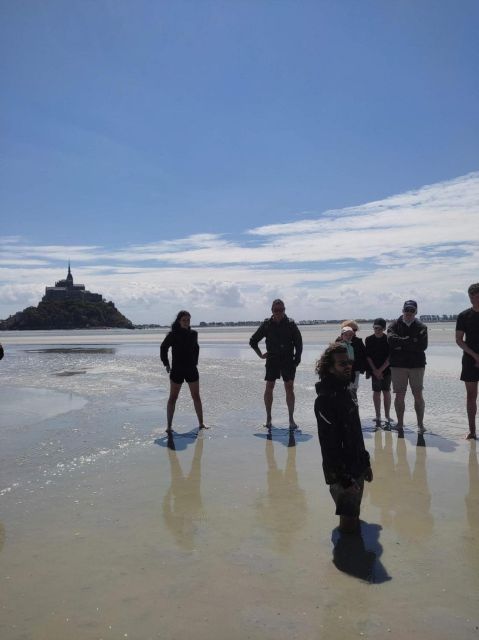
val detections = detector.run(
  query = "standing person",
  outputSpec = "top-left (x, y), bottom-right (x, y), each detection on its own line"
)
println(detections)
top-left (455, 283), bottom-right (479, 440)
top-left (160, 310), bottom-right (206, 433)
top-left (341, 320), bottom-right (367, 395)
top-left (387, 300), bottom-right (428, 433)
top-left (314, 343), bottom-right (373, 533)
top-left (249, 299), bottom-right (303, 429)
top-left (365, 318), bottom-right (393, 428)
top-left (0, 343), bottom-right (3, 361)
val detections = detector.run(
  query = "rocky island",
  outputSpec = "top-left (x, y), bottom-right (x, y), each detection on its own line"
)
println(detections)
top-left (0, 264), bottom-right (133, 330)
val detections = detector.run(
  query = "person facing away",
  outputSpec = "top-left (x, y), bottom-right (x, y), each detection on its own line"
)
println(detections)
top-left (340, 320), bottom-right (367, 394)
top-left (387, 300), bottom-right (428, 433)
top-left (455, 282), bottom-right (479, 440)
top-left (365, 318), bottom-right (393, 428)
top-left (160, 310), bottom-right (207, 433)
top-left (314, 343), bottom-right (373, 534)
top-left (249, 299), bottom-right (303, 430)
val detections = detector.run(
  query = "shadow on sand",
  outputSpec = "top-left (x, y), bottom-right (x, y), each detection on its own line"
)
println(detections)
top-left (331, 521), bottom-right (391, 584)
top-left (154, 429), bottom-right (200, 451)
top-left (253, 427), bottom-right (313, 447)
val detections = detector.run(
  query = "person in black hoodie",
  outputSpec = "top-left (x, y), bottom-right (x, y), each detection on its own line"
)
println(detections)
top-left (314, 343), bottom-right (373, 533)
top-left (160, 310), bottom-right (206, 433)
top-left (387, 300), bottom-right (427, 433)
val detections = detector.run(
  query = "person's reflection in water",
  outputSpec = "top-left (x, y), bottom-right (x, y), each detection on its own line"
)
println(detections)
top-left (0, 521), bottom-right (4, 554)
top-left (332, 522), bottom-right (391, 583)
top-left (256, 430), bottom-right (307, 552)
top-left (162, 431), bottom-right (204, 551)
top-left (369, 429), bottom-right (395, 529)
top-left (465, 441), bottom-right (478, 531)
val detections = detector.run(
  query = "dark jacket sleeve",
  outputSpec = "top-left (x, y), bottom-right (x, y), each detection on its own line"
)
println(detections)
top-left (315, 396), bottom-right (354, 487)
top-left (0, 344), bottom-right (3, 361)
top-left (386, 320), bottom-right (405, 349)
top-left (292, 322), bottom-right (303, 365)
top-left (193, 331), bottom-right (200, 366)
top-left (160, 332), bottom-right (174, 367)
top-left (352, 337), bottom-right (367, 373)
top-left (249, 322), bottom-right (267, 349)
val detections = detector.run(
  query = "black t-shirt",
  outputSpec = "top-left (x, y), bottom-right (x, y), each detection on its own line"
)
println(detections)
top-left (456, 308), bottom-right (479, 355)
top-left (365, 334), bottom-right (390, 374)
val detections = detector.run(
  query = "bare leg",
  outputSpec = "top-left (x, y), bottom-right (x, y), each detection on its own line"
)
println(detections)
top-left (284, 379), bottom-right (297, 428)
top-left (383, 390), bottom-right (392, 421)
top-left (412, 389), bottom-right (425, 430)
top-left (373, 390), bottom-right (381, 420)
top-left (264, 380), bottom-right (275, 427)
top-left (166, 381), bottom-right (182, 432)
top-left (394, 391), bottom-right (406, 429)
top-left (187, 380), bottom-right (206, 428)
top-left (465, 381), bottom-right (478, 439)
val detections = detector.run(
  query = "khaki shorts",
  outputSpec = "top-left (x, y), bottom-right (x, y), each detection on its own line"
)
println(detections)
top-left (391, 367), bottom-right (425, 393)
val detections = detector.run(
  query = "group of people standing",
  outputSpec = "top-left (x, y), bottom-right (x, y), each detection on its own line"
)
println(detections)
top-left (160, 283), bottom-right (479, 533)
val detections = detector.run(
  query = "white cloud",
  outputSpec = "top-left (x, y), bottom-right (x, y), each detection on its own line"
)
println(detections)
top-left (0, 172), bottom-right (477, 323)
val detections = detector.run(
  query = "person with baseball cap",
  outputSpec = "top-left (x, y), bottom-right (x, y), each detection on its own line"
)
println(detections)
top-left (365, 318), bottom-right (393, 428)
top-left (387, 300), bottom-right (428, 433)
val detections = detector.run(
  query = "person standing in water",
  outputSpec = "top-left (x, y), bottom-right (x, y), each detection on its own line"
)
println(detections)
top-left (249, 299), bottom-right (303, 429)
top-left (160, 310), bottom-right (206, 433)
top-left (455, 283), bottom-right (479, 440)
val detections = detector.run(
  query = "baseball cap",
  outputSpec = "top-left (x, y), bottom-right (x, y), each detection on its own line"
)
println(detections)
top-left (403, 300), bottom-right (417, 311)
top-left (373, 318), bottom-right (386, 328)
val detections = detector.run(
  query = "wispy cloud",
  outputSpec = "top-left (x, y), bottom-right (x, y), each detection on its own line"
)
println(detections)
top-left (0, 172), bottom-right (477, 323)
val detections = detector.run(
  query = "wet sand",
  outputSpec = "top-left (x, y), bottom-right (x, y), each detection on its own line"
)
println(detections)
top-left (0, 327), bottom-right (478, 639)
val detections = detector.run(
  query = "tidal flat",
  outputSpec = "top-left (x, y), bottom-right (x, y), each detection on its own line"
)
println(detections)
top-left (0, 326), bottom-right (477, 639)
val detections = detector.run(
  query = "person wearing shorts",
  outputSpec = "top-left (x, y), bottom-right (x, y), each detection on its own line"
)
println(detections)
top-left (387, 300), bottom-right (428, 433)
top-left (249, 299), bottom-right (303, 429)
top-left (314, 343), bottom-right (373, 533)
top-left (365, 318), bottom-right (393, 427)
top-left (455, 282), bottom-right (479, 439)
top-left (160, 310), bottom-right (206, 433)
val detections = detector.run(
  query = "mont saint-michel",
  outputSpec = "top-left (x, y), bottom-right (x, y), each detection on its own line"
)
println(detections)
top-left (0, 264), bottom-right (133, 330)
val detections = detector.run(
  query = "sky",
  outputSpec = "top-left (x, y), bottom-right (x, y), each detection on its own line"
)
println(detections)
top-left (1, 1), bottom-right (478, 324)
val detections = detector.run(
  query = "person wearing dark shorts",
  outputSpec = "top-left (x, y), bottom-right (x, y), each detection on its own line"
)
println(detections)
top-left (455, 283), bottom-right (479, 440)
top-left (365, 318), bottom-right (393, 427)
top-left (314, 343), bottom-right (373, 533)
top-left (160, 310), bottom-right (206, 433)
top-left (249, 299), bottom-right (303, 429)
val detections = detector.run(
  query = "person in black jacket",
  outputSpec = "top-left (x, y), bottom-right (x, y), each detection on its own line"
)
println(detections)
top-left (249, 299), bottom-right (303, 429)
top-left (160, 310), bottom-right (206, 433)
top-left (387, 300), bottom-right (428, 433)
top-left (314, 343), bottom-right (373, 533)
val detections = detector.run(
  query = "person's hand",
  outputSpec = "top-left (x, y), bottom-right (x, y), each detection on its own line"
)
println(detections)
top-left (294, 358), bottom-right (301, 367)
top-left (165, 365), bottom-right (171, 373)
top-left (260, 352), bottom-right (268, 359)
top-left (364, 467), bottom-right (373, 482)
top-left (373, 368), bottom-right (382, 380)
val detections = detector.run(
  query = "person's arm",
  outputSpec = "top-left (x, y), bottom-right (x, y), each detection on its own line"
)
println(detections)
top-left (249, 322), bottom-right (267, 359)
top-left (315, 397), bottom-right (354, 487)
top-left (387, 320), bottom-right (409, 350)
top-left (160, 333), bottom-right (173, 371)
top-left (410, 324), bottom-right (428, 353)
top-left (0, 344), bottom-right (3, 361)
top-left (193, 332), bottom-right (200, 366)
top-left (456, 330), bottom-right (479, 365)
top-left (292, 323), bottom-right (303, 365)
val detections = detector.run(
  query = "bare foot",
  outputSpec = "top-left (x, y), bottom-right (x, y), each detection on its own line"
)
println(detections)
top-left (466, 431), bottom-right (477, 440)
top-left (264, 422), bottom-right (272, 429)
top-left (289, 421), bottom-right (298, 430)
top-left (165, 427), bottom-right (173, 434)
top-left (198, 424), bottom-right (209, 430)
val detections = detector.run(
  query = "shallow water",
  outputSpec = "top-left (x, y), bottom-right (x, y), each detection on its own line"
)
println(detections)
top-left (0, 325), bottom-right (477, 639)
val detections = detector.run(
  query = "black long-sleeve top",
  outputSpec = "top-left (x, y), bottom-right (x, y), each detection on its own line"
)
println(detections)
top-left (387, 317), bottom-right (427, 368)
top-left (249, 316), bottom-right (303, 364)
top-left (160, 329), bottom-right (199, 370)
top-left (314, 374), bottom-right (371, 487)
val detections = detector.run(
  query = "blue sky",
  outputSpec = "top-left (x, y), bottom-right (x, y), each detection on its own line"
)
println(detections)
top-left (1, 1), bottom-right (478, 323)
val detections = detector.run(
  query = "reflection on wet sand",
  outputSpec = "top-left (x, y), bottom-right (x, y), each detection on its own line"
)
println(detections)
top-left (256, 430), bottom-right (308, 553)
top-left (0, 521), bottom-right (4, 553)
top-left (465, 441), bottom-right (478, 531)
top-left (370, 429), bottom-right (433, 540)
top-left (162, 432), bottom-right (205, 551)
